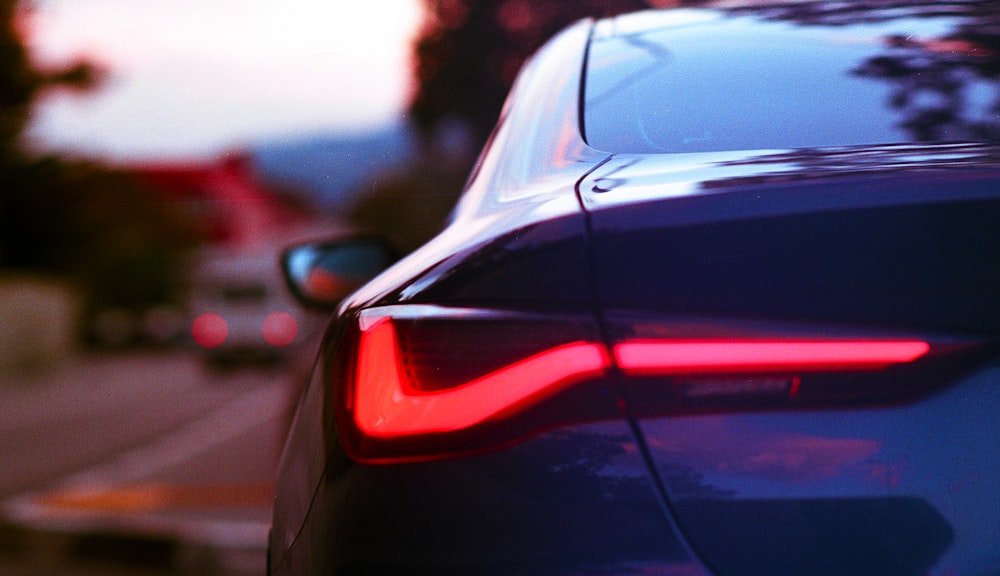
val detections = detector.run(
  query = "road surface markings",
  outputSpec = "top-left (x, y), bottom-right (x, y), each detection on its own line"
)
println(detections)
top-left (2, 384), bottom-right (288, 548)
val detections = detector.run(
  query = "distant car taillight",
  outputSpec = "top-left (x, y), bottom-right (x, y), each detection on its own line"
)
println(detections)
top-left (192, 313), bottom-right (228, 348)
top-left (334, 306), bottom-right (987, 463)
top-left (262, 311), bottom-right (298, 347)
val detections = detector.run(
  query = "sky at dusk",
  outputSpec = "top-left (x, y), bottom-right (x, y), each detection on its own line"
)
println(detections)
top-left (23, 0), bottom-right (423, 161)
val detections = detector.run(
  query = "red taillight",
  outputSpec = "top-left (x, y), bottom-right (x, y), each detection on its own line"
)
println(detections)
top-left (334, 306), bottom-right (978, 463)
top-left (607, 314), bottom-right (989, 414)
top-left (262, 311), bottom-right (299, 347)
top-left (354, 317), bottom-right (608, 437)
top-left (335, 307), bottom-right (618, 463)
top-left (613, 337), bottom-right (940, 409)
top-left (192, 313), bottom-right (228, 348)
top-left (615, 340), bottom-right (930, 374)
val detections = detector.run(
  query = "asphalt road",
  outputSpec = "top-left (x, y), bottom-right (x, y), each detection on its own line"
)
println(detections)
top-left (0, 348), bottom-right (308, 575)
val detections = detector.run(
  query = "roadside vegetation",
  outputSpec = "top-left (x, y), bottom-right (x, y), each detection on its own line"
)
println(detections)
top-left (0, 1), bottom-right (200, 360)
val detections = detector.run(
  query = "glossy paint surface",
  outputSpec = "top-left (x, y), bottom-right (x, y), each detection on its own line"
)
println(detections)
top-left (636, 371), bottom-right (1000, 576)
top-left (586, 4), bottom-right (1000, 153)
top-left (270, 19), bottom-right (700, 574)
top-left (581, 153), bottom-right (1000, 574)
top-left (579, 10), bottom-right (1000, 568)
top-left (272, 3), bottom-right (1000, 574)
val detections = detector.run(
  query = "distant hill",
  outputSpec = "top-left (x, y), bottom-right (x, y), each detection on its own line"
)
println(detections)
top-left (252, 123), bottom-right (417, 215)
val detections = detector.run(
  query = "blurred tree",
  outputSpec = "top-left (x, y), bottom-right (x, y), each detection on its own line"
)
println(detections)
top-left (1, 2), bottom-right (95, 153)
top-left (349, 163), bottom-right (468, 255)
top-left (409, 0), bottom-right (650, 152)
top-left (1, 0), bottom-right (101, 270)
top-left (352, 1), bottom-right (654, 255)
top-left (1, 0), bottom-right (199, 343)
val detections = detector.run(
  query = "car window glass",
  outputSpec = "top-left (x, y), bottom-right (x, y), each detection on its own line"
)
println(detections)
top-left (585, 13), bottom-right (995, 153)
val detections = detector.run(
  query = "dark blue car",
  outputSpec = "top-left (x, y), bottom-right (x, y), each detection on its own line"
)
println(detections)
top-left (270, 3), bottom-right (1000, 574)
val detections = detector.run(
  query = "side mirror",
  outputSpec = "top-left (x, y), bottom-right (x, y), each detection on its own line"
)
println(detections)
top-left (282, 236), bottom-right (395, 310)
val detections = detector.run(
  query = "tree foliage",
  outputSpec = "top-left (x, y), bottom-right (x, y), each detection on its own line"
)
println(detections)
top-left (2, 0), bottom-right (102, 271)
top-left (0, 0), bottom-right (97, 163)
top-left (352, 1), bottom-right (652, 254)
top-left (1, 0), bottom-right (197, 323)
top-left (409, 0), bottom-right (649, 149)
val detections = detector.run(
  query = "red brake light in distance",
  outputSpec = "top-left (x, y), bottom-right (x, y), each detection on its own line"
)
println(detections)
top-left (192, 313), bottom-right (228, 348)
top-left (262, 311), bottom-right (299, 347)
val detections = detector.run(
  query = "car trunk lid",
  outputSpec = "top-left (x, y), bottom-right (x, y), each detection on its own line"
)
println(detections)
top-left (580, 145), bottom-right (1000, 576)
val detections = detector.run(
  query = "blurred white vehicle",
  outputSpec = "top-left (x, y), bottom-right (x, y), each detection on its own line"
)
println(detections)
top-left (189, 248), bottom-right (302, 366)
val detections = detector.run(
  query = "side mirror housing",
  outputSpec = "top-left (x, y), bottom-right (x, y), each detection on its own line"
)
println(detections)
top-left (282, 236), bottom-right (395, 310)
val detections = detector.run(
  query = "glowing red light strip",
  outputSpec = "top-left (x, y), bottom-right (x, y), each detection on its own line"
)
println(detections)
top-left (354, 318), bottom-right (609, 438)
top-left (614, 340), bottom-right (930, 375)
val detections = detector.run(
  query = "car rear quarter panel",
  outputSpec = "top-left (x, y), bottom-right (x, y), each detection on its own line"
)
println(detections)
top-left (270, 17), bottom-right (689, 575)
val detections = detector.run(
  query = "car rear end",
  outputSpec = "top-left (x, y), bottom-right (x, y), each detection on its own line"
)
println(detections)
top-left (578, 6), bottom-right (1000, 572)
top-left (271, 4), bottom-right (1000, 574)
top-left (274, 149), bottom-right (1000, 575)
top-left (580, 148), bottom-right (1000, 576)
top-left (268, 17), bottom-right (705, 572)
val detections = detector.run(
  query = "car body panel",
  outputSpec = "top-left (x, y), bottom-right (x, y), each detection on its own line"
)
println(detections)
top-left (269, 18), bottom-right (697, 574)
top-left (581, 147), bottom-right (1000, 333)
top-left (285, 423), bottom-right (704, 575)
top-left (636, 368), bottom-right (1000, 576)
top-left (272, 3), bottom-right (1000, 574)
top-left (341, 19), bottom-right (608, 314)
top-left (579, 146), bottom-right (1000, 574)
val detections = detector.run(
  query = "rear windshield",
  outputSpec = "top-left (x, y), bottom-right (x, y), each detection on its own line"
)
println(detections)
top-left (584, 10), bottom-right (999, 154)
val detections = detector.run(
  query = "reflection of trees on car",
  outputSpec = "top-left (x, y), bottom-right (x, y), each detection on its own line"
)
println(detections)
top-left (854, 33), bottom-right (1000, 142)
top-left (729, 1), bottom-right (1000, 145)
